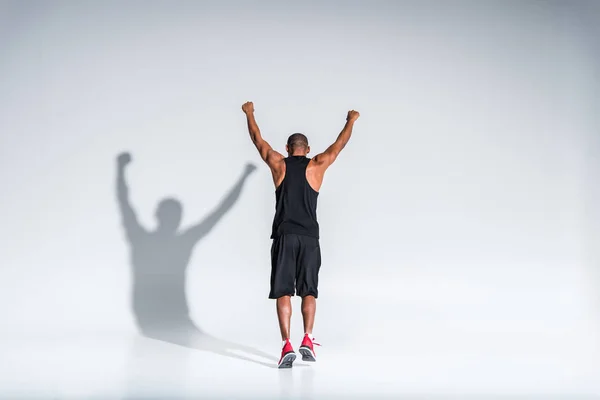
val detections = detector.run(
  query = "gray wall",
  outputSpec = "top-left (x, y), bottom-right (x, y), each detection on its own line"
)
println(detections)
top-left (0, 0), bottom-right (599, 394)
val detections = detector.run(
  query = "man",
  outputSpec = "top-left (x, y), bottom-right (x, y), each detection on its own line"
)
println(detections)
top-left (242, 101), bottom-right (360, 368)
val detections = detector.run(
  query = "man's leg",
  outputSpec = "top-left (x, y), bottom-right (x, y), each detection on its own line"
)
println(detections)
top-left (301, 295), bottom-right (316, 335)
top-left (296, 236), bottom-right (321, 362)
top-left (276, 295), bottom-right (292, 340)
top-left (276, 296), bottom-right (296, 368)
top-left (269, 235), bottom-right (298, 368)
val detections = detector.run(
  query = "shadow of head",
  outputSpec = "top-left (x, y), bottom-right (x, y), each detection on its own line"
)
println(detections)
top-left (155, 198), bottom-right (183, 233)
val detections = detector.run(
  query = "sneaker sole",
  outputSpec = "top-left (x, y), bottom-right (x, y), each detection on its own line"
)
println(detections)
top-left (278, 352), bottom-right (296, 369)
top-left (299, 346), bottom-right (316, 362)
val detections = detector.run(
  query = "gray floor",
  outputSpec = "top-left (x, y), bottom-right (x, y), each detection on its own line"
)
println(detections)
top-left (2, 291), bottom-right (599, 399)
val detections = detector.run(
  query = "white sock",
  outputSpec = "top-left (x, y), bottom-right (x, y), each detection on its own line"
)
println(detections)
top-left (282, 340), bottom-right (288, 348)
top-left (306, 333), bottom-right (314, 341)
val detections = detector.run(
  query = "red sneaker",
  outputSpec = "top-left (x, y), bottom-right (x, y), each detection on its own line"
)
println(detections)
top-left (298, 334), bottom-right (321, 362)
top-left (278, 339), bottom-right (296, 369)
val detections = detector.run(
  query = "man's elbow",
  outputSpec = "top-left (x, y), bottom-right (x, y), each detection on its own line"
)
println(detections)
top-left (328, 144), bottom-right (344, 158)
top-left (250, 130), bottom-right (263, 143)
top-left (336, 138), bottom-right (350, 151)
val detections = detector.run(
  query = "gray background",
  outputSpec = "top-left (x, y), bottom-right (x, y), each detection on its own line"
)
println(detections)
top-left (1, 0), bottom-right (599, 398)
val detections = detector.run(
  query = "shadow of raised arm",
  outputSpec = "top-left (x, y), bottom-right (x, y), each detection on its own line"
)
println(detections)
top-left (116, 152), bottom-right (147, 239)
top-left (182, 163), bottom-right (256, 244)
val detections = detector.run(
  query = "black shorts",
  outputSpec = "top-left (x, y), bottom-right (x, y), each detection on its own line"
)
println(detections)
top-left (269, 234), bottom-right (321, 299)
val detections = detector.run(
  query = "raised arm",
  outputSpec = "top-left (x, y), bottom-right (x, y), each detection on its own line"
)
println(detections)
top-left (116, 152), bottom-right (146, 239)
top-left (313, 110), bottom-right (360, 169)
top-left (242, 101), bottom-right (285, 173)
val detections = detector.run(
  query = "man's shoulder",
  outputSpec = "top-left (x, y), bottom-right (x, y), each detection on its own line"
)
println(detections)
top-left (307, 156), bottom-right (326, 169)
top-left (270, 156), bottom-right (286, 170)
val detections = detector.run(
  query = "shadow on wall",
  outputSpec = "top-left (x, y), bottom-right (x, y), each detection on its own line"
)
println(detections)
top-left (115, 152), bottom-right (277, 368)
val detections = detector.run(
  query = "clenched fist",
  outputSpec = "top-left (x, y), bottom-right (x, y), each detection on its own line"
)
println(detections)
top-left (244, 162), bottom-right (257, 176)
top-left (117, 152), bottom-right (132, 167)
top-left (347, 110), bottom-right (360, 122)
top-left (242, 101), bottom-right (254, 114)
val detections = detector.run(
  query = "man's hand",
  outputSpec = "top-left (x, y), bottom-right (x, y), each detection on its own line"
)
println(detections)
top-left (347, 110), bottom-right (360, 122)
top-left (242, 101), bottom-right (255, 115)
top-left (118, 152), bottom-right (132, 168)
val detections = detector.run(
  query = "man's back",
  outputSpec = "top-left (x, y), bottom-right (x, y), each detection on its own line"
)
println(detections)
top-left (271, 156), bottom-right (320, 239)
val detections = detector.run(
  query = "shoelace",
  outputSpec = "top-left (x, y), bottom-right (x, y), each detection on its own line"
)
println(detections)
top-left (311, 338), bottom-right (322, 347)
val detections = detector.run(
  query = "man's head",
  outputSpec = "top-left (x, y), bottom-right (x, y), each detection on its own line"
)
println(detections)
top-left (286, 133), bottom-right (310, 156)
top-left (155, 198), bottom-right (182, 232)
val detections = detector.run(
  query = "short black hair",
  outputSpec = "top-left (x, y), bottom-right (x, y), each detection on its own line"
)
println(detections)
top-left (287, 133), bottom-right (309, 151)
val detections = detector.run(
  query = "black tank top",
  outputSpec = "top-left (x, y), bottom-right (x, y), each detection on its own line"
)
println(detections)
top-left (271, 156), bottom-right (319, 239)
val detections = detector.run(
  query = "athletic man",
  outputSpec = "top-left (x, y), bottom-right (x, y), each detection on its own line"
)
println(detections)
top-left (242, 101), bottom-right (359, 368)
